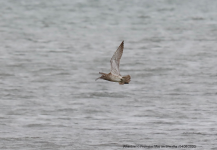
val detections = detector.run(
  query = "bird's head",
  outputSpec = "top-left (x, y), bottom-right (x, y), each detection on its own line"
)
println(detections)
top-left (95, 72), bottom-right (107, 81)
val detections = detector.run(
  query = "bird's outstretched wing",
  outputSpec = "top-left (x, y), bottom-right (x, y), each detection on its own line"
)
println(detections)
top-left (110, 41), bottom-right (124, 76)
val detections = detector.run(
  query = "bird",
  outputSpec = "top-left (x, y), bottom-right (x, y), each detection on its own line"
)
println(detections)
top-left (96, 41), bottom-right (131, 85)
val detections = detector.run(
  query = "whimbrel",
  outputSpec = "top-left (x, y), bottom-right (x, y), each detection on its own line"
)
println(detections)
top-left (96, 41), bottom-right (131, 85)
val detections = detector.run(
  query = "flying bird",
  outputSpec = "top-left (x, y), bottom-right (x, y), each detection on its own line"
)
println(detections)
top-left (96, 41), bottom-right (131, 85)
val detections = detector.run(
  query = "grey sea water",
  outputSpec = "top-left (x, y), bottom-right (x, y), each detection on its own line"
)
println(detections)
top-left (0, 0), bottom-right (217, 149)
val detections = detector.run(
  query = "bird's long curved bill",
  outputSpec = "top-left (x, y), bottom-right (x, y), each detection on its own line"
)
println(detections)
top-left (95, 77), bottom-right (100, 81)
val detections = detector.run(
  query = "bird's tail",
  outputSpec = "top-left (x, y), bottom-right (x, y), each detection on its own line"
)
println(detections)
top-left (119, 75), bottom-right (131, 85)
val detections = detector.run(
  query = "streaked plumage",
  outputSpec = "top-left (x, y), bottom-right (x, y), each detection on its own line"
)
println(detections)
top-left (96, 41), bottom-right (131, 85)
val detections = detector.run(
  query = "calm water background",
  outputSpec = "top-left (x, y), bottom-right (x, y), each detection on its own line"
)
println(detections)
top-left (0, 0), bottom-right (217, 149)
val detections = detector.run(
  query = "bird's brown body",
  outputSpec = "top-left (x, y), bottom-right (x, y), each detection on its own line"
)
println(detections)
top-left (96, 41), bottom-right (131, 85)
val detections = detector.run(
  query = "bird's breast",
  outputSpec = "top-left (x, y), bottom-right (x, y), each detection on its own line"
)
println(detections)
top-left (109, 74), bottom-right (122, 82)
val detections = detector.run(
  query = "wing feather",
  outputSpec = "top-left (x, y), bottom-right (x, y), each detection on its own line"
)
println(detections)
top-left (110, 41), bottom-right (124, 75)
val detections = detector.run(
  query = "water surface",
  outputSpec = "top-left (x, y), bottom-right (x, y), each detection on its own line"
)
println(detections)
top-left (0, 0), bottom-right (217, 149)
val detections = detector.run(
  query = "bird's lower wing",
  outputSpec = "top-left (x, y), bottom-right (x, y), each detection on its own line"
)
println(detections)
top-left (111, 59), bottom-right (120, 75)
